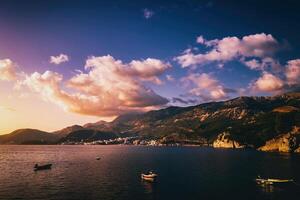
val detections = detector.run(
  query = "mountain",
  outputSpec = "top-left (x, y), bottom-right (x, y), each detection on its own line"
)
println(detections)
top-left (0, 129), bottom-right (59, 144)
top-left (60, 129), bottom-right (117, 143)
top-left (83, 120), bottom-right (111, 130)
top-left (53, 125), bottom-right (85, 137)
top-left (1, 92), bottom-right (299, 150)
top-left (81, 92), bottom-right (300, 148)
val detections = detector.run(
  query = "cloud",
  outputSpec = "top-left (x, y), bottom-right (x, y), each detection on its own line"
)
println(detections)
top-left (21, 55), bottom-right (169, 117)
top-left (166, 74), bottom-right (175, 81)
top-left (171, 97), bottom-right (198, 105)
top-left (241, 57), bottom-right (281, 71)
top-left (84, 55), bottom-right (171, 85)
top-left (143, 8), bottom-right (154, 19)
top-left (0, 59), bottom-right (17, 81)
top-left (196, 35), bottom-right (206, 44)
top-left (251, 72), bottom-right (284, 92)
top-left (50, 54), bottom-right (69, 65)
top-left (126, 58), bottom-right (171, 84)
top-left (286, 59), bottom-right (300, 85)
top-left (176, 33), bottom-right (281, 68)
top-left (241, 59), bottom-right (262, 70)
top-left (248, 58), bottom-right (300, 94)
top-left (181, 73), bottom-right (235, 101)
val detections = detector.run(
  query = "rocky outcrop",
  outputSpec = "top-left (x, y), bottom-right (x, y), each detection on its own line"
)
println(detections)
top-left (213, 132), bottom-right (245, 149)
top-left (258, 127), bottom-right (300, 153)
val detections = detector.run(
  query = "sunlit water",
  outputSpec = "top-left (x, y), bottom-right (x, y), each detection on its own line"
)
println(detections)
top-left (0, 145), bottom-right (300, 200)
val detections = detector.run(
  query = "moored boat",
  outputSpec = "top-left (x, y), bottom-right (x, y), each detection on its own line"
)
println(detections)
top-left (256, 176), bottom-right (294, 186)
top-left (34, 164), bottom-right (52, 171)
top-left (141, 171), bottom-right (158, 181)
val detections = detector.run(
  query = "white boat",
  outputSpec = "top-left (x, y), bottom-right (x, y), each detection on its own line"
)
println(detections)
top-left (256, 176), bottom-right (294, 185)
top-left (141, 171), bottom-right (158, 181)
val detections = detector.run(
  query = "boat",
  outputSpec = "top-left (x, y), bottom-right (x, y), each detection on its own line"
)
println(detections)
top-left (96, 157), bottom-right (101, 160)
top-left (141, 171), bottom-right (158, 181)
top-left (34, 164), bottom-right (52, 171)
top-left (256, 176), bottom-right (294, 186)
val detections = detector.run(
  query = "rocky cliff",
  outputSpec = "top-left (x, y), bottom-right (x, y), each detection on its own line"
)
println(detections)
top-left (213, 132), bottom-right (245, 148)
top-left (258, 127), bottom-right (300, 153)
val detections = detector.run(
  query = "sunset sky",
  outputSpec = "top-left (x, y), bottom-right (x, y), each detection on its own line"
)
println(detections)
top-left (1, 0), bottom-right (300, 134)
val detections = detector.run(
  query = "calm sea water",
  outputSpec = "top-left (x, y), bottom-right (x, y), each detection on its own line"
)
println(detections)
top-left (0, 145), bottom-right (300, 200)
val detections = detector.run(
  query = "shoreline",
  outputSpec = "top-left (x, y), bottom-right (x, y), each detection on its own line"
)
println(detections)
top-left (1, 143), bottom-right (300, 154)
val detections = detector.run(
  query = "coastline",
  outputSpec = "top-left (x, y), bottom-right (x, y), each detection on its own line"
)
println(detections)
top-left (1, 142), bottom-right (299, 154)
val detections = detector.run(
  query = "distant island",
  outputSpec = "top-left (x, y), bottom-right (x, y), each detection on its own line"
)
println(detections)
top-left (1, 92), bottom-right (300, 153)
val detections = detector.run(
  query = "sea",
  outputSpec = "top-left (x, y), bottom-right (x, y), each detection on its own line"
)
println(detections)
top-left (0, 145), bottom-right (299, 200)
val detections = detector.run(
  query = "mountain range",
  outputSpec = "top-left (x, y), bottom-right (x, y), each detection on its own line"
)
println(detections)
top-left (1, 92), bottom-right (299, 152)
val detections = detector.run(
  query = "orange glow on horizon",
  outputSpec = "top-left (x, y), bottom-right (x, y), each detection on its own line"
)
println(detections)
top-left (0, 83), bottom-right (115, 135)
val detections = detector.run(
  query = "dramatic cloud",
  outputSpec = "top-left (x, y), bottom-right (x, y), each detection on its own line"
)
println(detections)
top-left (126, 58), bottom-right (171, 84)
top-left (181, 73), bottom-right (234, 101)
top-left (21, 55), bottom-right (170, 117)
top-left (143, 8), bottom-right (154, 19)
top-left (286, 59), bottom-right (300, 85)
top-left (0, 59), bottom-right (17, 81)
top-left (50, 54), bottom-right (69, 65)
top-left (83, 55), bottom-right (171, 85)
top-left (176, 33), bottom-right (281, 68)
top-left (251, 72), bottom-right (284, 92)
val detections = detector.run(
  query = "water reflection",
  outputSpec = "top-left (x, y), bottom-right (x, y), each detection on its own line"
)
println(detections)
top-left (258, 184), bottom-right (275, 194)
top-left (0, 145), bottom-right (300, 200)
top-left (141, 179), bottom-right (158, 195)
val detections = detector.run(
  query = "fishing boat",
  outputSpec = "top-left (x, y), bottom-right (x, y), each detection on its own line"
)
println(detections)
top-left (256, 176), bottom-right (294, 186)
top-left (141, 171), bottom-right (158, 181)
top-left (34, 164), bottom-right (52, 171)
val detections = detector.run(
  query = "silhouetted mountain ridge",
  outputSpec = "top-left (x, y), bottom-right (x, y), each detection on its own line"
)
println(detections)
top-left (0, 129), bottom-right (59, 144)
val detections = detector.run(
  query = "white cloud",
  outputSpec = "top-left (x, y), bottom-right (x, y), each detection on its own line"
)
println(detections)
top-left (127, 58), bottom-right (171, 84)
top-left (286, 59), bottom-right (300, 85)
top-left (181, 73), bottom-right (232, 101)
top-left (196, 35), bottom-right (205, 44)
top-left (242, 59), bottom-right (262, 70)
top-left (20, 55), bottom-right (170, 117)
top-left (84, 55), bottom-right (171, 85)
top-left (143, 8), bottom-right (154, 19)
top-left (241, 57), bottom-right (281, 71)
top-left (50, 54), bottom-right (69, 65)
top-left (251, 72), bottom-right (284, 92)
top-left (0, 59), bottom-right (17, 81)
top-left (176, 33), bottom-right (281, 68)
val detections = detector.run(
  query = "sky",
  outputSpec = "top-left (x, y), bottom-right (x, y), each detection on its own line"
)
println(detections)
top-left (0, 0), bottom-right (300, 134)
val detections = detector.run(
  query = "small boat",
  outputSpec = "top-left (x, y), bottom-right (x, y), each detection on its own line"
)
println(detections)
top-left (96, 157), bottom-right (101, 160)
top-left (141, 171), bottom-right (158, 181)
top-left (34, 164), bottom-right (52, 171)
top-left (256, 176), bottom-right (294, 186)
